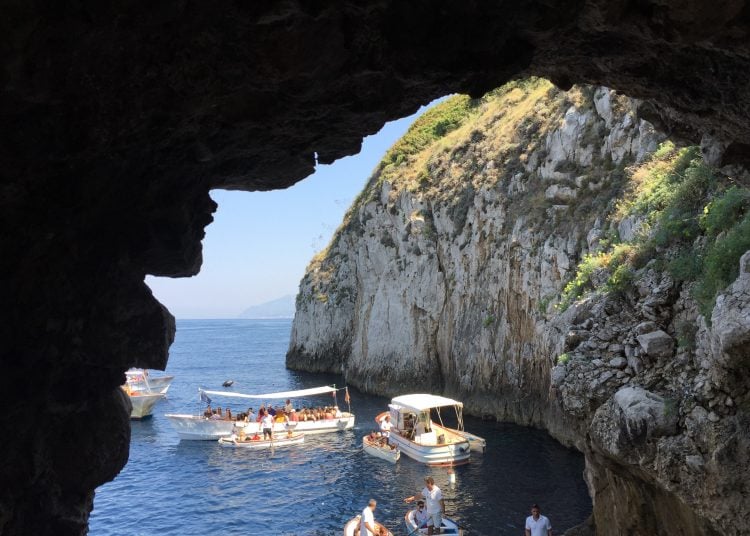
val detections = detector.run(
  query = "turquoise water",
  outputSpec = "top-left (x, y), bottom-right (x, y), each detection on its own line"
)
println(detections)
top-left (90, 319), bottom-right (590, 535)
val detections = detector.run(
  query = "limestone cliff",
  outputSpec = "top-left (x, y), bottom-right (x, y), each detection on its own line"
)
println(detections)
top-left (288, 79), bottom-right (750, 534)
top-left (288, 79), bottom-right (661, 420)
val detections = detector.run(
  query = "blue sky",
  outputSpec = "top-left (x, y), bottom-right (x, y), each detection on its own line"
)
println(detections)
top-left (146, 102), bottom-right (436, 318)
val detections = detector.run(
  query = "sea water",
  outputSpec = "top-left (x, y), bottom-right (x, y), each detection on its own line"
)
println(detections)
top-left (90, 319), bottom-right (591, 535)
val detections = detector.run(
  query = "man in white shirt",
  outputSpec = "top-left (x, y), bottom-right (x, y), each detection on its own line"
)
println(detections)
top-left (379, 415), bottom-right (392, 446)
top-left (261, 412), bottom-right (274, 440)
top-left (525, 504), bottom-right (552, 536)
top-left (360, 499), bottom-right (384, 536)
top-left (404, 477), bottom-right (444, 535)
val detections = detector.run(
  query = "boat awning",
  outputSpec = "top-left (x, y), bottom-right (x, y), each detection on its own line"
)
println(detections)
top-left (200, 385), bottom-right (338, 400)
top-left (390, 394), bottom-right (463, 412)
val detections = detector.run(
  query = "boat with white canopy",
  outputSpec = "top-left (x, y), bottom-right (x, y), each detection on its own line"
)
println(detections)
top-left (381, 394), bottom-right (471, 466)
top-left (165, 385), bottom-right (355, 440)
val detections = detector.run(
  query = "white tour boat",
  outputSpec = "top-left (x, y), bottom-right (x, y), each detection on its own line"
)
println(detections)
top-left (343, 515), bottom-right (393, 536)
top-left (217, 432), bottom-right (305, 449)
top-left (165, 385), bottom-right (355, 440)
top-left (125, 389), bottom-right (166, 419)
top-left (404, 508), bottom-right (464, 535)
top-left (362, 434), bottom-right (400, 463)
top-left (125, 368), bottom-right (174, 395)
top-left (381, 394), bottom-right (471, 466)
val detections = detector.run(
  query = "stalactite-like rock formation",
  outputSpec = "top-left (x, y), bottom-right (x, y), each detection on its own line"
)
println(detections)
top-left (2, 2), bottom-right (750, 534)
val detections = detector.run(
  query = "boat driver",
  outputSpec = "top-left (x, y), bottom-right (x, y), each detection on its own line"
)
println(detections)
top-left (379, 415), bottom-right (392, 446)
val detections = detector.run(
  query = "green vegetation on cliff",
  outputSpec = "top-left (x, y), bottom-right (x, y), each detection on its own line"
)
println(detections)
top-left (560, 141), bottom-right (750, 319)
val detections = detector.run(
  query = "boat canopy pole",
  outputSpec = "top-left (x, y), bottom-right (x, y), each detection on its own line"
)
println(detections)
top-left (200, 385), bottom-right (339, 400)
top-left (435, 407), bottom-right (445, 428)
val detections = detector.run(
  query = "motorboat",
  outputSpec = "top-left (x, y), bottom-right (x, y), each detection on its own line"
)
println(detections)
top-left (166, 385), bottom-right (355, 440)
top-left (362, 434), bottom-right (400, 463)
top-left (217, 432), bottom-right (305, 449)
top-left (343, 515), bottom-right (393, 536)
top-left (125, 389), bottom-right (166, 419)
top-left (380, 394), bottom-right (471, 466)
top-left (404, 508), bottom-right (464, 535)
top-left (125, 368), bottom-right (174, 395)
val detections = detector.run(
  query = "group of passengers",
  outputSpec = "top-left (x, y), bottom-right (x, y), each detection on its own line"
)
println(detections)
top-left (208, 398), bottom-right (345, 442)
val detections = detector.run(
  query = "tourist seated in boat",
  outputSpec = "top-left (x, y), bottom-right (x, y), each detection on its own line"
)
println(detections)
top-left (211, 408), bottom-right (223, 420)
top-left (414, 501), bottom-right (430, 530)
top-left (289, 408), bottom-right (299, 422)
top-left (324, 407), bottom-right (334, 420)
top-left (246, 407), bottom-right (256, 422)
top-left (203, 406), bottom-right (213, 418)
top-left (404, 477), bottom-right (445, 536)
top-left (225, 408), bottom-right (232, 421)
top-left (267, 404), bottom-right (277, 417)
top-left (233, 421), bottom-right (247, 442)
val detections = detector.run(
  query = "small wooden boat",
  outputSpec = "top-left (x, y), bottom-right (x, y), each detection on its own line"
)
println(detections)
top-left (217, 432), bottom-right (305, 449)
top-left (343, 515), bottom-right (393, 536)
top-left (405, 508), bottom-right (464, 535)
top-left (362, 435), bottom-right (400, 463)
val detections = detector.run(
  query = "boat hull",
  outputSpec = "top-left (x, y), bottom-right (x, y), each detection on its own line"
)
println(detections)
top-left (362, 436), bottom-right (400, 463)
top-left (389, 431), bottom-right (470, 466)
top-left (404, 509), bottom-right (463, 535)
top-left (165, 413), bottom-right (355, 440)
top-left (343, 515), bottom-right (392, 536)
top-left (128, 392), bottom-right (166, 419)
top-left (218, 433), bottom-right (305, 449)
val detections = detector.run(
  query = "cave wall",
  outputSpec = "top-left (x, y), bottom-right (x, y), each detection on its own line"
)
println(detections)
top-left (2, 1), bottom-right (750, 534)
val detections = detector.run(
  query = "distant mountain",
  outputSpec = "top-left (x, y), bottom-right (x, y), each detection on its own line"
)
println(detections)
top-left (238, 295), bottom-right (295, 319)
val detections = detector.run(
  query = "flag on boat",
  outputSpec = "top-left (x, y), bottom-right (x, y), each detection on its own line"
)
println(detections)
top-left (199, 389), bottom-right (212, 405)
top-left (344, 387), bottom-right (351, 404)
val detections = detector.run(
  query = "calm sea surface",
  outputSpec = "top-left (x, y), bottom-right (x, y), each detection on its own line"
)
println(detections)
top-left (90, 319), bottom-right (591, 535)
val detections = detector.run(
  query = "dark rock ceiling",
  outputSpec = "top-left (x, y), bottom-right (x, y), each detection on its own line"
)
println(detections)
top-left (1, 1), bottom-right (749, 534)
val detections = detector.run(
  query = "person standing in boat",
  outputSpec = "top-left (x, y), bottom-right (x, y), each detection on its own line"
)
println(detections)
top-left (359, 499), bottom-right (385, 536)
top-left (284, 399), bottom-right (294, 413)
top-left (525, 504), bottom-right (552, 536)
top-left (261, 411), bottom-right (274, 440)
top-left (404, 477), bottom-right (445, 536)
top-left (379, 415), bottom-right (392, 446)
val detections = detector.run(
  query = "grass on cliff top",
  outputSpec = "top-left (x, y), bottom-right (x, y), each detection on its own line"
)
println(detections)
top-left (338, 77), bottom-right (554, 231)
top-left (559, 140), bottom-right (750, 319)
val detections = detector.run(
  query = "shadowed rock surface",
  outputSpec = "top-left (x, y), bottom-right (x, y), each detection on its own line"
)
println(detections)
top-left (2, 2), bottom-right (750, 534)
